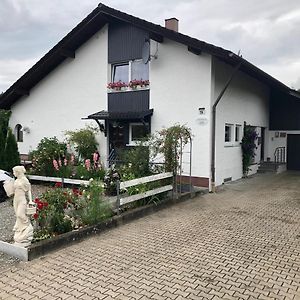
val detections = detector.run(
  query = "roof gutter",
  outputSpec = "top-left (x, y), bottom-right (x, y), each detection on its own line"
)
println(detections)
top-left (210, 61), bottom-right (242, 192)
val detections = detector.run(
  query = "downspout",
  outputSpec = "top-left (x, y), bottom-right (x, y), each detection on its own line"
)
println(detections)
top-left (211, 61), bottom-right (242, 192)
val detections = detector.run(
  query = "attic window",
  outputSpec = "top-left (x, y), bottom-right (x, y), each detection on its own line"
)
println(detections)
top-left (14, 124), bottom-right (23, 142)
top-left (111, 60), bottom-right (149, 83)
top-left (112, 63), bottom-right (129, 83)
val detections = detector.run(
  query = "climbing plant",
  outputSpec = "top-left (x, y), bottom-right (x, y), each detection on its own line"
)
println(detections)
top-left (150, 124), bottom-right (192, 174)
top-left (241, 123), bottom-right (258, 176)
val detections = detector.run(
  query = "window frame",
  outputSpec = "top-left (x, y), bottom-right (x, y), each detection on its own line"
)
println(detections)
top-left (14, 124), bottom-right (23, 143)
top-left (235, 124), bottom-right (242, 143)
top-left (110, 59), bottom-right (149, 85)
top-left (128, 122), bottom-right (149, 145)
top-left (224, 123), bottom-right (234, 143)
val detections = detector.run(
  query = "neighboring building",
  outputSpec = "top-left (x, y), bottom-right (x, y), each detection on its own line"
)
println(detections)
top-left (0, 3), bottom-right (299, 189)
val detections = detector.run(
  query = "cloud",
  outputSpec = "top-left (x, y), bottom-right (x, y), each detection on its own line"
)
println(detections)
top-left (1, 0), bottom-right (300, 92)
top-left (0, 58), bottom-right (38, 92)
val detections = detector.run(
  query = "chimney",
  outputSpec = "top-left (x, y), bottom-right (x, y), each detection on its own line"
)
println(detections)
top-left (165, 18), bottom-right (179, 32)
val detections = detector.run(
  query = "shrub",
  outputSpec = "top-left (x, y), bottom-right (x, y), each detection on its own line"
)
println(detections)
top-left (75, 180), bottom-right (113, 225)
top-left (29, 137), bottom-right (67, 176)
top-left (150, 124), bottom-right (192, 173)
top-left (103, 165), bottom-right (121, 196)
top-left (65, 126), bottom-right (99, 161)
top-left (120, 142), bottom-right (151, 178)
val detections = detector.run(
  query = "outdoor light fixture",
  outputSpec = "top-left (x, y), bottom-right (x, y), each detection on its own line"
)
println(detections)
top-left (198, 107), bottom-right (205, 115)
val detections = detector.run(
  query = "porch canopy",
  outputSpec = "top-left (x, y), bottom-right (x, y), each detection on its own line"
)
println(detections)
top-left (84, 109), bottom-right (153, 120)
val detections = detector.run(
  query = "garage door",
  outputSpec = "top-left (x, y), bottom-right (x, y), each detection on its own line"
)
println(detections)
top-left (287, 134), bottom-right (300, 170)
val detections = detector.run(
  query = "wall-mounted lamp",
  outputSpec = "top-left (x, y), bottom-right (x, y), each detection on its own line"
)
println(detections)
top-left (198, 107), bottom-right (205, 115)
top-left (23, 126), bottom-right (30, 134)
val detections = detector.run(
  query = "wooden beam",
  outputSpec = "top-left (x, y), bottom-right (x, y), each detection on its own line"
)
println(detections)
top-left (120, 185), bottom-right (173, 206)
top-left (150, 32), bottom-right (163, 43)
top-left (120, 172), bottom-right (173, 189)
top-left (188, 46), bottom-right (202, 55)
top-left (59, 49), bottom-right (75, 58)
top-left (14, 88), bottom-right (29, 96)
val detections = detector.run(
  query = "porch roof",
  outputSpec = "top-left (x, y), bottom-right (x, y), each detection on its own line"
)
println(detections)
top-left (84, 109), bottom-right (154, 120)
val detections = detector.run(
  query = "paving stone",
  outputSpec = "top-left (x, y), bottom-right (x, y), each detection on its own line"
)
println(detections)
top-left (0, 172), bottom-right (299, 299)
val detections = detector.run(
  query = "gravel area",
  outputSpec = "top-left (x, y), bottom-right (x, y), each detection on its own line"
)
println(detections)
top-left (0, 184), bottom-right (50, 270)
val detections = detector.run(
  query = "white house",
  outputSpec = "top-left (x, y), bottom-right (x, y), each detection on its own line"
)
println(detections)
top-left (1, 3), bottom-right (300, 190)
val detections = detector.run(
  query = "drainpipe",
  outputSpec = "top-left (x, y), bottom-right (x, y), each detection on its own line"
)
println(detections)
top-left (211, 61), bottom-right (242, 192)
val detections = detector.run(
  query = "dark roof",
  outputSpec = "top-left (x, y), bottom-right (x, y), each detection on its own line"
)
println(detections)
top-left (84, 109), bottom-right (153, 120)
top-left (0, 3), bottom-right (299, 109)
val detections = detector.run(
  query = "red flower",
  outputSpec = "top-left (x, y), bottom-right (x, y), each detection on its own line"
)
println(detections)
top-left (34, 198), bottom-right (40, 204)
top-left (33, 213), bottom-right (39, 220)
top-left (72, 188), bottom-right (79, 196)
top-left (37, 202), bottom-right (44, 210)
top-left (55, 182), bottom-right (62, 188)
top-left (43, 202), bottom-right (48, 208)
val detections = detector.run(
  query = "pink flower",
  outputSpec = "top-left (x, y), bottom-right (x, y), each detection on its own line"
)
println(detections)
top-left (64, 158), bottom-right (68, 166)
top-left (93, 152), bottom-right (100, 163)
top-left (85, 159), bottom-right (91, 171)
top-left (58, 159), bottom-right (62, 167)
top-left (53, 159), bottom-right (59, 171)
top-left (70, 154), bottom-right (75, 164)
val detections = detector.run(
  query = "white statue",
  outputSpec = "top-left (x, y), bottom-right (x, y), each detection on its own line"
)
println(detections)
top-left (9, 166), bottom-right (35, 247)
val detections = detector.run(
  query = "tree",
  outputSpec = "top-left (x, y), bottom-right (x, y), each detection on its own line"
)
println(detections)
top-left (0, 109), bottom-right (20, 171)
top-left (4, 128), bottom-right (20, 171)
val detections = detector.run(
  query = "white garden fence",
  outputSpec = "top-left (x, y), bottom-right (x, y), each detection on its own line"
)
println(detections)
top-left (116, 172), bottom-right (173, 212)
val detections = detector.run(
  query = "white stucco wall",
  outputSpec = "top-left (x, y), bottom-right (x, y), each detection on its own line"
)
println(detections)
top-left (150, 39), bottom-right (212, 181)
top-left (213, 59), bottom-right (270, 185)
top-left (10, 26), bottom-right (108, 161)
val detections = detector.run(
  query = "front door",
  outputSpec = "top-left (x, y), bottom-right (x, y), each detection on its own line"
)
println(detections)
top-left (287, 134), bottom-right (300, 170)
top-left (108, 122), bottom-right (127, 162)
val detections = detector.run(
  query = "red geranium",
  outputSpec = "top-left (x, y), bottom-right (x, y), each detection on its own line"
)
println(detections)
top-left (33, 213), bottom-right (39, 220)
top-left (55, 182), bottom-right (62, 188)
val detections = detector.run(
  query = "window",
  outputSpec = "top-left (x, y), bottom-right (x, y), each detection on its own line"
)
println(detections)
top-left (111, 60), bottom-right (149, 83)
top-left (225, 124), bottom-right (233, 142)
top-left (235, 125), bottom-right (242, 142)
top-left (129, 123), bottom-right (149, 144)
top-left (14, 124), bottom-right (23, 142)
top-left (112, 63), bottom-right (129, 83)
top-left (131, 60), bottom-right (149, 81)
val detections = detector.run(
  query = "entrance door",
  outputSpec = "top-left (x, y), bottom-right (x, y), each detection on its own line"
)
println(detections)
top-left (287, 134), bottom-right (300, 170)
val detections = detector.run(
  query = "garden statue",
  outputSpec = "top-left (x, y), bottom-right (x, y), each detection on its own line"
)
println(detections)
top-left (5, 166), bottom-right (35, 247)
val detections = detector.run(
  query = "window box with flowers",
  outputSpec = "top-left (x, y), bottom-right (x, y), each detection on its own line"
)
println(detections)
top-left (107, 81), bottom-right (128, 92)
top-left (128, 79), bottom-right (150, 90)
top-left (108, 60), bottom-right (150, 93)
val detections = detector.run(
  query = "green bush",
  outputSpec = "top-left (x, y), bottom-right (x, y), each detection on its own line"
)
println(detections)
top-left (120, 142), bottom-right (151, 178)
top-left (29, 137), bottom-right (67, 176)
top-left (75, 180), bottom-right (113, 225)
top-left (65, 127), bottom-right (98, 161)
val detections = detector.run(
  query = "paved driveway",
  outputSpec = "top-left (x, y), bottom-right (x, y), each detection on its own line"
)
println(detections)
top-left (0, 172), bottom-right (299, 300)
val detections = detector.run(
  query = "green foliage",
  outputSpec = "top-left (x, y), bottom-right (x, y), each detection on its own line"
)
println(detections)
top-left (4, 128), bottom-right (20, 171)
top-left (29, 137), bottom-right (67, 176)
top-left (120, 142), bottom-right (151, 178)
top-left (241, 124), bottom-right (258, 176)
top-left (103, 165), bottom-right (120, 196)
top-left (75, 180), bottom-right (113, 225)
top-left (33, 182), bottom-right (113, 240)
top-left (150, 124), bottom-right (192, 173)
top-left (0, 110), bottom-right (20, 171)
top-left (65, 127), bottom-right (98, 161)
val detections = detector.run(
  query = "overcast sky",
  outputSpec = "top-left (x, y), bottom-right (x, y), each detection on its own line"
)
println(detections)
top-left (1, 0), bottom-right (300, 93)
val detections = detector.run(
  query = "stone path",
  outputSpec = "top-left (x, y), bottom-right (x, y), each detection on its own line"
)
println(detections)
top-left (0, 172), bottom-right (299, 299)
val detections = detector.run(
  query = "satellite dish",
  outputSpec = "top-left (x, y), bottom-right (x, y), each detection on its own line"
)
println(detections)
top-left (142, 40), bottom-right (150, 64)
